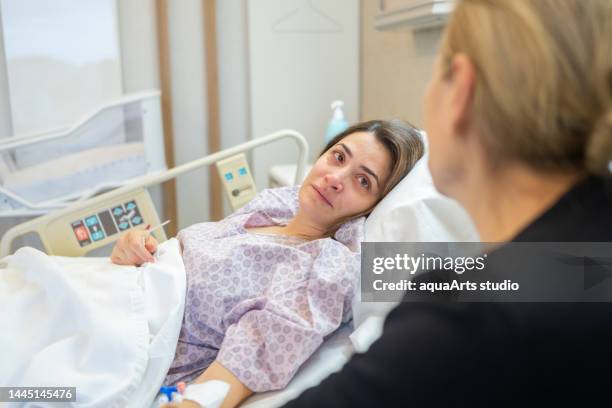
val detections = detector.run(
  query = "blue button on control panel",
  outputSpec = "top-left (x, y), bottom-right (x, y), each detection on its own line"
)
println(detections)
top-left (72, 200), bottom-right (146, 247)
top-left (85, 216), bottom-right (98, 227)
top-left (91, 231), bottom-right (105, 241)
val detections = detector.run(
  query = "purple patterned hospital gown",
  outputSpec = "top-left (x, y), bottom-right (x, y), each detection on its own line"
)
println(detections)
top-left (164, 186), bottom-right (363, 392)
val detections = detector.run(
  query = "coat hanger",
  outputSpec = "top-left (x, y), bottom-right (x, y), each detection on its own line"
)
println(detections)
top-left (271, 0), bottom-right (342, 33)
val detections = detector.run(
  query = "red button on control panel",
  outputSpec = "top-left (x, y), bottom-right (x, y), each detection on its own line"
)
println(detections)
top-left (75, 226), bottom-right (89, 241)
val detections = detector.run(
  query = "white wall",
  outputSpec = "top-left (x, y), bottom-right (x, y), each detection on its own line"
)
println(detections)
top-left (167, 0), bottom-right (210, 229)
top-left (117, 0), bottom-right (160, 93)
top-left (217, 0), bottom-right (251, 215)
top-left (217, 0), bottom-right (250, 151)
top-left (247, 0), bottom-right (360, 189)
top-left (119, 0), bottom-right (211, 230)
top-left (119, 0), bottom-right (254, 223)
top-left (117, 0), bottom-right (164, 225)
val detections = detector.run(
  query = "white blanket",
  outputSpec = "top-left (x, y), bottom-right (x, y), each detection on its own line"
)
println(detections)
top-left (0, 239), bottom-right (186, 408)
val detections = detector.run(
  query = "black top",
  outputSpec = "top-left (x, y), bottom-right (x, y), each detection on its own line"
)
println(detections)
top-left (283, 176), bottom-right (612, 407)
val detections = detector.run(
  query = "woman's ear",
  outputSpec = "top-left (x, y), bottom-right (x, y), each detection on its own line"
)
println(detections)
top-left (448, 53), bottom-right (477, 136)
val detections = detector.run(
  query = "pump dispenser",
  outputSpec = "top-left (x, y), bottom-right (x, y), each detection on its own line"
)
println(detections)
top-left (324, 100), bottom-right (349, 144)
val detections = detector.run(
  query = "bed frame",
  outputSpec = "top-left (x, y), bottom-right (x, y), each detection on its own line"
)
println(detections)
top-left (0, 130), bottom-right (308, 257)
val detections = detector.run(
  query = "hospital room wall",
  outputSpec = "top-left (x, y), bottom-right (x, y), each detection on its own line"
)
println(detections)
top-left (119, 0), bottom-right (249, 227)
top-left (247, 0), bottom-right (360, 190)
top-left (216, 0), bottom-right (250, 216)
top-left (216, 0), bottom-right (250, 152)
top-left (117, 0), bottom-right (160, 93)
top-left (165, 0), bottom-right (211, 230)
top-left (117, 0), bottom-right (166, 229)
top-left (359, 0), bottom-right (442, 127)
top-left (118, 0), bottom-right (216, 230)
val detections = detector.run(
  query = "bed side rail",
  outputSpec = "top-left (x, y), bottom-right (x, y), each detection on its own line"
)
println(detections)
top-left (0, 129), bottom-right (308, 257)
top-left (0, 90), bottom-right (161, 152)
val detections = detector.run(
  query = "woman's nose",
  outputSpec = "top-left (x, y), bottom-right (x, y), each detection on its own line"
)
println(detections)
top-left (324, 173), bottom-right (344, 192)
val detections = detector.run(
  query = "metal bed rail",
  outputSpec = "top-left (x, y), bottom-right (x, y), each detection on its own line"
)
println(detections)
top-left (0, 90), bottom-right (161, 152)
top-left (0, 129), bottom-right (309, 257)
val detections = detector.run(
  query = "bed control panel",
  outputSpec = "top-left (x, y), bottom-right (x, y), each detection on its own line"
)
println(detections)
top-left (70, 200), bottom-right (145, 248)
top-left (41, 189), bottom-right (165, 257)
top-left (216, 153), bottom-right (257, 210)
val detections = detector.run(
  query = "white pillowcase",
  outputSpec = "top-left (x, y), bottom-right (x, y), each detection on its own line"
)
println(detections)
top-left (350, 154), bottom-right (479, 352)
top-left (365, 154), bottom-right (478, 243)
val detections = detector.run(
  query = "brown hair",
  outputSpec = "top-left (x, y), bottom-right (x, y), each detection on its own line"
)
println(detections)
top-left (442, 0), bottom-right (612, 175)
top-left (321, 119), bottom-right (425, 224)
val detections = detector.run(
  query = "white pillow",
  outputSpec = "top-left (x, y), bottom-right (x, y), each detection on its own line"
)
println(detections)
top-left (350, 154), bottom-right (479, 351)
top-left (365, 155), bottom-right (478, 242)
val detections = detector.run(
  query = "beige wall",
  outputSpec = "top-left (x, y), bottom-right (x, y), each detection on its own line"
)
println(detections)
top-left (360, 0), bottom-right (443, 127)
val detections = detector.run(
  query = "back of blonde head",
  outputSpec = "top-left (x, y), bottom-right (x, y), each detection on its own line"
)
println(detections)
top-left (443, 0), bottom-right (612, 175)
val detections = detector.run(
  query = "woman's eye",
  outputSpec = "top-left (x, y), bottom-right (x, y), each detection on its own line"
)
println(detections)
top-left (334, 151), bottom-right (344, 163)
top-left (359, 176), bottom-right (370, 189)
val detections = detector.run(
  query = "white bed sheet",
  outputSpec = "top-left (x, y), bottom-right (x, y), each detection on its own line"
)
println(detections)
top-left (0, 236), bottom-right (353, 408)
top-left (0, 239), bottom-right (186, 408)
top-left (129, 240), bottom-right (187, 408)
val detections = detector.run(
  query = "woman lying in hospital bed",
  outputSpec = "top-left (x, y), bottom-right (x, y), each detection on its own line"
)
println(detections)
top-left (111, 119), bottom-right (424, 408)
top-left (1, 120), bottom-right (423, 407)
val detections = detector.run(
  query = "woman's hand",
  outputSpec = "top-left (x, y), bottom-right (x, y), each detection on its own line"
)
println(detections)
top-left (110, 229), bottom-right (158, 266)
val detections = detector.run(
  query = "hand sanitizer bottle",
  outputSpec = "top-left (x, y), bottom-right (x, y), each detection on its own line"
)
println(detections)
top-left (325, 100), bottom-right (349, 144)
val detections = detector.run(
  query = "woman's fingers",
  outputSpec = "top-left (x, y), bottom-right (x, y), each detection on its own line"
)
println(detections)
top-left (110, 242), bottom-right (129, 265)
top-left (127, 232), bottom-right (155, 264)
top-left (110, 230), bottom-right (156, 266)
top-left (144, 234), bottom-right (159, 254)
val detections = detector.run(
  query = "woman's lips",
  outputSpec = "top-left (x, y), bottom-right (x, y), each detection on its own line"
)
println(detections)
top-left (312, 185), bottom-right (333, 207)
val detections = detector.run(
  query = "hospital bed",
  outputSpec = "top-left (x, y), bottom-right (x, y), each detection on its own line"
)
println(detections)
top-left (0, 130), bottom-right (478, 407)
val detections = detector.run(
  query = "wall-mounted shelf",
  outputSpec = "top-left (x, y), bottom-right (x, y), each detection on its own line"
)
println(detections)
top-left (375, 0), bottom-right (454, 31)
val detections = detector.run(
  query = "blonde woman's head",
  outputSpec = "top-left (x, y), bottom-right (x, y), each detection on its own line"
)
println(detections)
top-left (425, 0), bottom-right (612, 190)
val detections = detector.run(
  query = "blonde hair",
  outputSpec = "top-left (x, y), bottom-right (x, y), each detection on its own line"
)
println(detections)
top-left (442, 0), bottom-right (612, 175)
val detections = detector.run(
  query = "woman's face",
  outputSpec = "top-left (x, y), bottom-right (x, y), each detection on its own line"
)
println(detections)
top-left (298, 131), bottom-right (391, 228)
